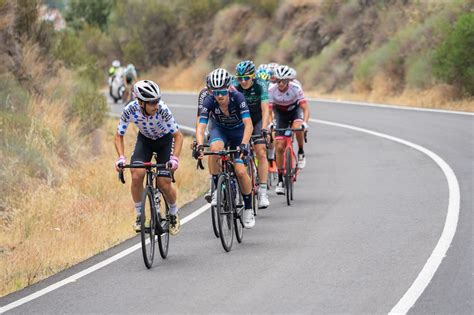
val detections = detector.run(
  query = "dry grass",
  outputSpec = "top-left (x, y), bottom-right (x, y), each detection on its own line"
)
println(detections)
top-left (0, 116), bottom-right (207, 297)
top-left (308, 84), bottom-right (474, 112)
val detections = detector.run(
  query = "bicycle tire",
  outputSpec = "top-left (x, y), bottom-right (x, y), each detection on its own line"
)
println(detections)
top-left (291, 152), bottom-right (296, 201)
top-left (285, 148), bottom-right (292, 206)
top-left (157, 196), bottom-right (169, 259)
top-left (141, 187), bottom-right (156, 269)
top-left (211, 205), bottom-right (219, 238)
top-left (249, 158), bottom-right (258, 216)
top-left (234, 179), bottom-right (243, 243)
top-left (216, 175), bottom-right (234, 252)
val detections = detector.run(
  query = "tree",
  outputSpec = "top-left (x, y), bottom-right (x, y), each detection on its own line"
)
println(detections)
top-left (65, 0), bottom-right (114, 31)
top-left (433, 13), bottom-right (474, 95)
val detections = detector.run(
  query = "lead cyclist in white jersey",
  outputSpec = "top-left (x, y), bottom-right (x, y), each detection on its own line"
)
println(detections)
top-left (268, 65), bottom-right (310, 195)
top-left (114, 80), bottom-right (184, 235)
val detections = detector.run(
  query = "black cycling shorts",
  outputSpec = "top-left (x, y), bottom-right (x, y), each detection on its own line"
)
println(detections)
top-left (131, 132), bottom-right (173, 177)
top-left (251, 119), bottom-right (266, 145)
top-left (273, 106), bottom-right (304, 137)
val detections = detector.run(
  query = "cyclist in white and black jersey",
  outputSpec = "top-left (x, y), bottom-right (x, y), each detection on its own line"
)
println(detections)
top-left (269, 65), bottom-right (310, 195)
top-left (114, 80), bottom-right (184, 235)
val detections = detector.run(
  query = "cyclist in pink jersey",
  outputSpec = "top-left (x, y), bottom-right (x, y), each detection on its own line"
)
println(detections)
top-left (268, 65), bottom-right (310, 195)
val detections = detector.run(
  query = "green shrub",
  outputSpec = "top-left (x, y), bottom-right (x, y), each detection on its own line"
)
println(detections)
top-left (71, 79), bottom-right (108, 133)
top-left (433, 13), bottom-right (474, 95)
top-left (0, 73), bottom-right (30, 113)
top-left (405, 53), bottom-right (433, 89)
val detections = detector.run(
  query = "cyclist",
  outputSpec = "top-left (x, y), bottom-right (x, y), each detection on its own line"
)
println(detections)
top-left (196, 73), bottom-right (215, 203)
top-left (122, 64), bottom-right (138, 102)
top-left (288, 67), bottom-right (302, 88)
top-left (233, 60), bottom-right (270, 209)
top-left (269, 65), bottom-right (310, 195)
top-left (195, 68), bottom-right (255, 228)
top-left (114, 80), bottom-right (183, 235)
top-left (109, 60), bottom-right (121, 82)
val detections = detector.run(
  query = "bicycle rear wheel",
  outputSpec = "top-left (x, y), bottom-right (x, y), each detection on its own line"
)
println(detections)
top-left (157, 195), bottom-right (169, 259)
top-left (216, 175), bottom-right (234, 252)
top-left (233, 179), bottom-right (243, 243)
top-left (141, 187), bottom-right (156, 269)
top-left (248, 158), bottom-right (258, 216)
top-left (285, 148), bottom-right (292, 206)
top-left (211, 205), bottom-right (220, 238)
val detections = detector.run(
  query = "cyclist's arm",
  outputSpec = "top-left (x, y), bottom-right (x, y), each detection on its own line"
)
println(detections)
top-left (172, 130), bottom-right (184, 158)
top-left (114, 133), bottom-right (125, 157)
top-left (261, 100), bottom-right (270, 129)
top-left (299, 99), bottom-right (310, 122)
top-left (196, 122), bottom-right (207, 146)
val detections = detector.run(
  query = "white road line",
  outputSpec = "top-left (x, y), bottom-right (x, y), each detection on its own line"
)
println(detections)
top-left (0, 204), bottom-right (211, 314)
top-left (315, 99), bottom-right (473, 116)
top-left (310, 118), bottom-right (461, 315)
top-left (1, 115), bottom-right (460, 314)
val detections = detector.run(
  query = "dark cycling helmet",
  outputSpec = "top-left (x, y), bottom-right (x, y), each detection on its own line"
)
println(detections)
top-left (133, 80), bottom-right (161, 102)
top-left (205, 72), bottom-right (212, 89)
top-left (275, 65), bottom-right (293, 80)
top-left (209, 68), bottom-right (231, 89)
top-left (235, 60), bottom-right (256, 76)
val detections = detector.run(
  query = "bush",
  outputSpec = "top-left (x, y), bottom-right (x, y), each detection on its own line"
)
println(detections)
top-left (0, 73), bottom-right (30, 113)
top-left (71, 79), bottom-right (108, 133)
top-left (433, 13), bottom-right (474, 95)
top-left (405, 53), bottom-right (433, 89)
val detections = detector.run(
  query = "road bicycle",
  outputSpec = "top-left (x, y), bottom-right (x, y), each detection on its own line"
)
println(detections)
top-left (194, 146), bottom-right (250, 252)
top-left (118, 156), bottom-right (174, 268)
top-left (271, 127), bottom-right (307, 206)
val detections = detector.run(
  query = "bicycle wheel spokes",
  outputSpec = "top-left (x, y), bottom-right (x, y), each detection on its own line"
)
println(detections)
top-left (157, 196), bottom-right (169, 259)
top-left (217, 175), bottom-right (233, 252)
top-left (141, 188), bottom-right (156, 268)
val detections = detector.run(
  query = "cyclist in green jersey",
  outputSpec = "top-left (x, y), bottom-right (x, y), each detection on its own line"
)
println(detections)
top-left (233, 60), bottom-right (270, 209)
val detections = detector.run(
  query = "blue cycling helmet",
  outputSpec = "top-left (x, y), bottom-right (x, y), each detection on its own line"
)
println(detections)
top-left (235, 60), bottom-right (256, 76)
top-left (256, 68), bottom-right (270, 81)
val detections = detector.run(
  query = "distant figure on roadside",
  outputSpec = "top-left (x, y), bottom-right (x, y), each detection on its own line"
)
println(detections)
top-left (108, 60), bottom-right (121, 85)
top-left (122, 64), bottom-right (138, 103)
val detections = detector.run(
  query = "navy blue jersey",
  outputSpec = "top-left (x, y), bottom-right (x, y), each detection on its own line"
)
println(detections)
top-left (199, 91), bottom-right (250, 129)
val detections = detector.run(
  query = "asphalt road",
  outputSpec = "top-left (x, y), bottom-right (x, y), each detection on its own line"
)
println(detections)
top-left (1, 93), bottom-right (472, 314)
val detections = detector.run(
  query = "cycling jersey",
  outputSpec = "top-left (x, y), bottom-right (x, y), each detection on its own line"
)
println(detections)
top-left (268, 81), bottom-right (305, 112)
top-left (197, 88), bottom-right (211, 117)
top-left (233, 77), bottom-right (268, 125)
top-left (117, 100), bottom-right (179, 140)
top-left (199, 90), bottom-right (250, 129)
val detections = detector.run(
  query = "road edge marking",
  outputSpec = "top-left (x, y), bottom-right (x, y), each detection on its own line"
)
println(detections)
top-left (0, 204), bottom-right (211, 314)
top-left (311, 118), bottom-right (461, 315)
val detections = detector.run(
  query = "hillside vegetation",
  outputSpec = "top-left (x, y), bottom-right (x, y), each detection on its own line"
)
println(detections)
top-left (60, 0), bottom-right (473, 109)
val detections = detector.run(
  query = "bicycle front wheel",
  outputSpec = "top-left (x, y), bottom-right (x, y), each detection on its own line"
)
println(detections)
top-left (285, 148), bottom-right (292, 206)
top-left (157, 195), bottom-right (169, 259)
top-left (216, 175), bottom-right (234, 252)
top-left (141, 187), bottom-right (156, 269)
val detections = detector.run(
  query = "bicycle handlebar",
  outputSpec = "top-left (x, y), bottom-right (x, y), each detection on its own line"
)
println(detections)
top-left (118, 162), bottom-right (175, 184)
top-left (269, 127), bottom-right (308, 143)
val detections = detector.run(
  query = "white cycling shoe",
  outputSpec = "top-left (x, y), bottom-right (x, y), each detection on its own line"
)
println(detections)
top-left (242, 208), bottom-right (255, 229)
top-left (211, 191), bottom-right (217, 206)
top-left (297, 154), bottom-right (306, 169)
top-left (258, 193), bottom-right (270, 209)
top-left (275, 182), bottom-right (285, 195)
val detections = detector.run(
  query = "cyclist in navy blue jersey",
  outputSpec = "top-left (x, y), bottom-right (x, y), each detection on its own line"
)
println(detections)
top-left (195, 68), bottom-right (256, 229)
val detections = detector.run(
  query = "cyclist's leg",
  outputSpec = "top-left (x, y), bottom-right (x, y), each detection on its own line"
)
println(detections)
top-left (274, 110), bottom-right (290, 185)
top-left (209, 125), bottom-right (226, 192)
top-left (130, 133), bottom-right (153, 228)
top-left (151, 133), bottom-right (176, 209)
top-left (292, 107), bottom-right (305, 152)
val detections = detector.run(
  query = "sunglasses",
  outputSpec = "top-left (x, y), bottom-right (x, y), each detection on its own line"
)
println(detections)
top-left (145, 99), bottom-right (160, 105)
top-left (212, 89), bottom-right (229, 97)
top-left (236, 75), bottom-right (254, 82)
top-left (277, 79), bottom-right (289, 84)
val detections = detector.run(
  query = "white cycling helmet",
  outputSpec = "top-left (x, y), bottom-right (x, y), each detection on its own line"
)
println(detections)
top-left (288, 67), bottom-right (297, 80)
top-left (275, 65), bottom-right (293, 80)
top-left (112, 60), bottom-right (120, 68)
top-left (133, 80), bottom-right (160, 102)
top-left (209, 68), bottom-right (231, 89)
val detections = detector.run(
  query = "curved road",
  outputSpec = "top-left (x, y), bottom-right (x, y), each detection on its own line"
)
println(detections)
top-left (1, 94), bottom-right (472, 314)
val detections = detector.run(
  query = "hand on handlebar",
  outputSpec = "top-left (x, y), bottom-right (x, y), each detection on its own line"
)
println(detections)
top-left (238, 143), bottom-right (250, 157)
top-left (115, 155), bottom-right (126, 172)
